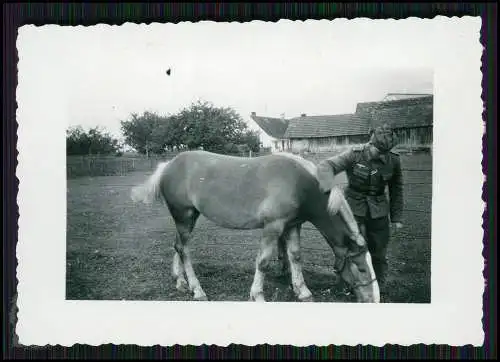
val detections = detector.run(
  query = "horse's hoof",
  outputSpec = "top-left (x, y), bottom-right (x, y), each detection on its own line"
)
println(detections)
top-left (176, 280), bottom-right (189, 293)
top-left (299, 294), bottom-right (314, 303)
top-left (249, 293), bottom-right (266, 302)
top-left (194, 294), bottom-right (208, 302)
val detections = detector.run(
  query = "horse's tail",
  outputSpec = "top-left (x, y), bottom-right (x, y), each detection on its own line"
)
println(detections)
top-left (277, 152), bottom-right (346, 215)
top-left (131, 161), bottom-right (170, 204)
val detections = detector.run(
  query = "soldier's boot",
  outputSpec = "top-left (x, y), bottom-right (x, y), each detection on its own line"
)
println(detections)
top-left (371, 257), bottom-right (390, 302)
top-left (371, 257), bottom-right (387, 283)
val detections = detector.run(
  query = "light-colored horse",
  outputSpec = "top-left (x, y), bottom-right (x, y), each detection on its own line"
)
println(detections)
top-left (131, 150), bottom-right (380, 303)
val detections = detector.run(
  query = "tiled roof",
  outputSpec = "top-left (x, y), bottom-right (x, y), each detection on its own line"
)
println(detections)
top-left (382, 93), bottom-right (433, 101)
top-left (356, 95), bottom-right (433, 129)
top-left (252, 94), bottom-right (433, 140)
top-left (283, 114), bottom-right (370, 139)
top-left (250, 114), bottom-right (289, 139)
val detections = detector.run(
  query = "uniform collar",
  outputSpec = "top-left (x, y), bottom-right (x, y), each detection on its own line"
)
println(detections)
top-left (379, 153), bottom-right (388, 164)
top-left (363, 144), bottom-right (388, 164)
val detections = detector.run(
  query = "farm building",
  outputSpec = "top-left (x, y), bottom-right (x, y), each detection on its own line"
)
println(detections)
top-left (250, 93), bottom-right (433, 153)
top-left (250, 112), bottom-right (290, 152)
top-left (283, 113), bottom-right (370, 153)
top-left (381, 93), bottom-right (433, 102)
top-left (356, 94), bottom-right (434, 150)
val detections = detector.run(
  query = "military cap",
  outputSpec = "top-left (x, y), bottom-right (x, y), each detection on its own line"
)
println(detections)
top-left (369, 123), bottom-right (398, 153)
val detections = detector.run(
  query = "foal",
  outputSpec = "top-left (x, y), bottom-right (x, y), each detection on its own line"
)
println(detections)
top-left (131, 150), bottom-right (380, 303)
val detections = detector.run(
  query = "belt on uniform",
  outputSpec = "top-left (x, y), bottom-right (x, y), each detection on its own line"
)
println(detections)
top-left (346, 186), bottom-right (385, 197)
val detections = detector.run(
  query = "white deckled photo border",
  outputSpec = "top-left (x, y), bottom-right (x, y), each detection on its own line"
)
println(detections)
top-left (16, 16), bottom-right (485, 347)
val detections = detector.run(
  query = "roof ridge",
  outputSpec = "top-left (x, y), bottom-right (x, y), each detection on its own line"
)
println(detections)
top-left (252, 115), bottom-right (288, 121)
top-left (358, 95), bottom-right (433, 106)
top-left (386, 92), bottom-right (433, 95)
top-left (289, 113), bottom-right (362, 119)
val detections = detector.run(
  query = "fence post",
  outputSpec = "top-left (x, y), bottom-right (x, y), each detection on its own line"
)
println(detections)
top-left (81, 156), bottom-right (85, 177)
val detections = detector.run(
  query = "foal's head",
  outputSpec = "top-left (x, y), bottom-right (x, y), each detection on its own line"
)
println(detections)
top-left (334, 232), bottom-right (380, 303)
top-left (322, 188), bottom-right (381, 303)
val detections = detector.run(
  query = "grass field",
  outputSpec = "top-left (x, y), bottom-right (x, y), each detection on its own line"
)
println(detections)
top-left (66, 153), bottom-right (432, 303)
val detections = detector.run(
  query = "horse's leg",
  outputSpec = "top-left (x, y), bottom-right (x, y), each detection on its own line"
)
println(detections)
top-left (250, 220), bottom-right (284, 302)
top-left (277, 233), bottom-right (290, 277)
top-left (172, 252), bottom-right (188, 292)
top-left (172, 208), bottom-right (207, 301)
top-left (286, 225), bottom-right (314, 302)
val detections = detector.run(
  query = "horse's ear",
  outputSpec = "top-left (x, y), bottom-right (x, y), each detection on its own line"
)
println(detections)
top-left (346, 238), bottom-right (368, 256)
top-left (347, 237), bottom-right (362, 252)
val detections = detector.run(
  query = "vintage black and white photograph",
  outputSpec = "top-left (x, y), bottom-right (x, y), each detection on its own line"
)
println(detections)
top-left (16, 17), bottom-right (484, 346)
top-left (62, 30), bottom-right (433, 305)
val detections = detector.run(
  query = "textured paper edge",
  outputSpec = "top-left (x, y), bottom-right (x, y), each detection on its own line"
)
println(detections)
top-left (15, 17), bottom-right (485, 347)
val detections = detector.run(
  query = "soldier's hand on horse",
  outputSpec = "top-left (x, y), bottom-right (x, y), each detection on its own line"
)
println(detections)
top-left (392, 222), bottom-right (404, 229)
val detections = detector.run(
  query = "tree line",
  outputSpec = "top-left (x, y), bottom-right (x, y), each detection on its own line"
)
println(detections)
top-left (66, 101), bottom-right (262, 157)
top-left (66, 126), bottom-right (122, 156)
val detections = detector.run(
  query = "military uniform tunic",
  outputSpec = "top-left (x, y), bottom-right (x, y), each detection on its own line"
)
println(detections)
top-left (317, 144), bottom-right (404, 285)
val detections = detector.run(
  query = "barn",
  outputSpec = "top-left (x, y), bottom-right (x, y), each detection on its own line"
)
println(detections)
top-left (283, 113), bottom-right (370, 153)
top-left (250, 112), bottom-right (290, 152)
top-left (251, 93), bottom-right (433, 154)
top-left (356, 94), bottom-right (434, 151)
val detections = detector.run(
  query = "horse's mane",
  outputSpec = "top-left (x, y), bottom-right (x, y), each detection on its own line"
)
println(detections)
top-left (274, 152), bottom-right (318, 179)
top-left (274, 152), bottom-right (342, 215)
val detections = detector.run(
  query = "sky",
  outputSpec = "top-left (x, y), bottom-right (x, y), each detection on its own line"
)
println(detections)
top-left (18, 20), bottom-right (434, 147)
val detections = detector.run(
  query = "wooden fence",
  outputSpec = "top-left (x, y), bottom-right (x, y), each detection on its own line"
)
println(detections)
top-left (67, 147), bottom-right (431, 179)
top-left (67, 150), bottom-right (272, 178)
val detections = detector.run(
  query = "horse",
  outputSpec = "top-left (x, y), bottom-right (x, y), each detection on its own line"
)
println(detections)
top-left (130, 150), bottom-right (380, 303)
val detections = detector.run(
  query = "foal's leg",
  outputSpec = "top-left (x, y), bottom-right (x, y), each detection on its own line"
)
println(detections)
top-left (277, 233), bottom-right (290, 276)
top-left (173, 209), bottom-right (207, 301)
top-left (172, 252), bottom-right (188, 292)
top-left (286, 225), bottom-right (313, 302)
top-left (250, 220), bottom-right (284, 302)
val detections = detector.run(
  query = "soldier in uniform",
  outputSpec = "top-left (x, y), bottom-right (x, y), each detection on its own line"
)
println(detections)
top-left (317, 123), bottom-right (404, 295)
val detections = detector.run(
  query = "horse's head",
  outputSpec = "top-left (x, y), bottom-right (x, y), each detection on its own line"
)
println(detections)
top-left (324, 187), bottom-right (381, 303)
top-left (335, 234), bottom-right (380, 303)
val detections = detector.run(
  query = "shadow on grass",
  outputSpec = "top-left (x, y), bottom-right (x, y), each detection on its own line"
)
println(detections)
top-left (189, 262), bottom-right (352, 303)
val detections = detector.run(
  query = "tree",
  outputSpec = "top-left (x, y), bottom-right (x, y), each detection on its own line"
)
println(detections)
top-left (66, 126), bottom-right (121, 156)
top-left (171, 100), bottom-right (261, 153)
top-left (120, 101), bottom-right (262, 155)
top-left (236, 129), bottom-right (261, 153)
top-left (120, 111), bottom-right (169, 156)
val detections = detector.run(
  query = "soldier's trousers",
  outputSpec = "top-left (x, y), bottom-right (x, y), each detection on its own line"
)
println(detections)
top-left (351, 214), bottom-right (390, 285)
